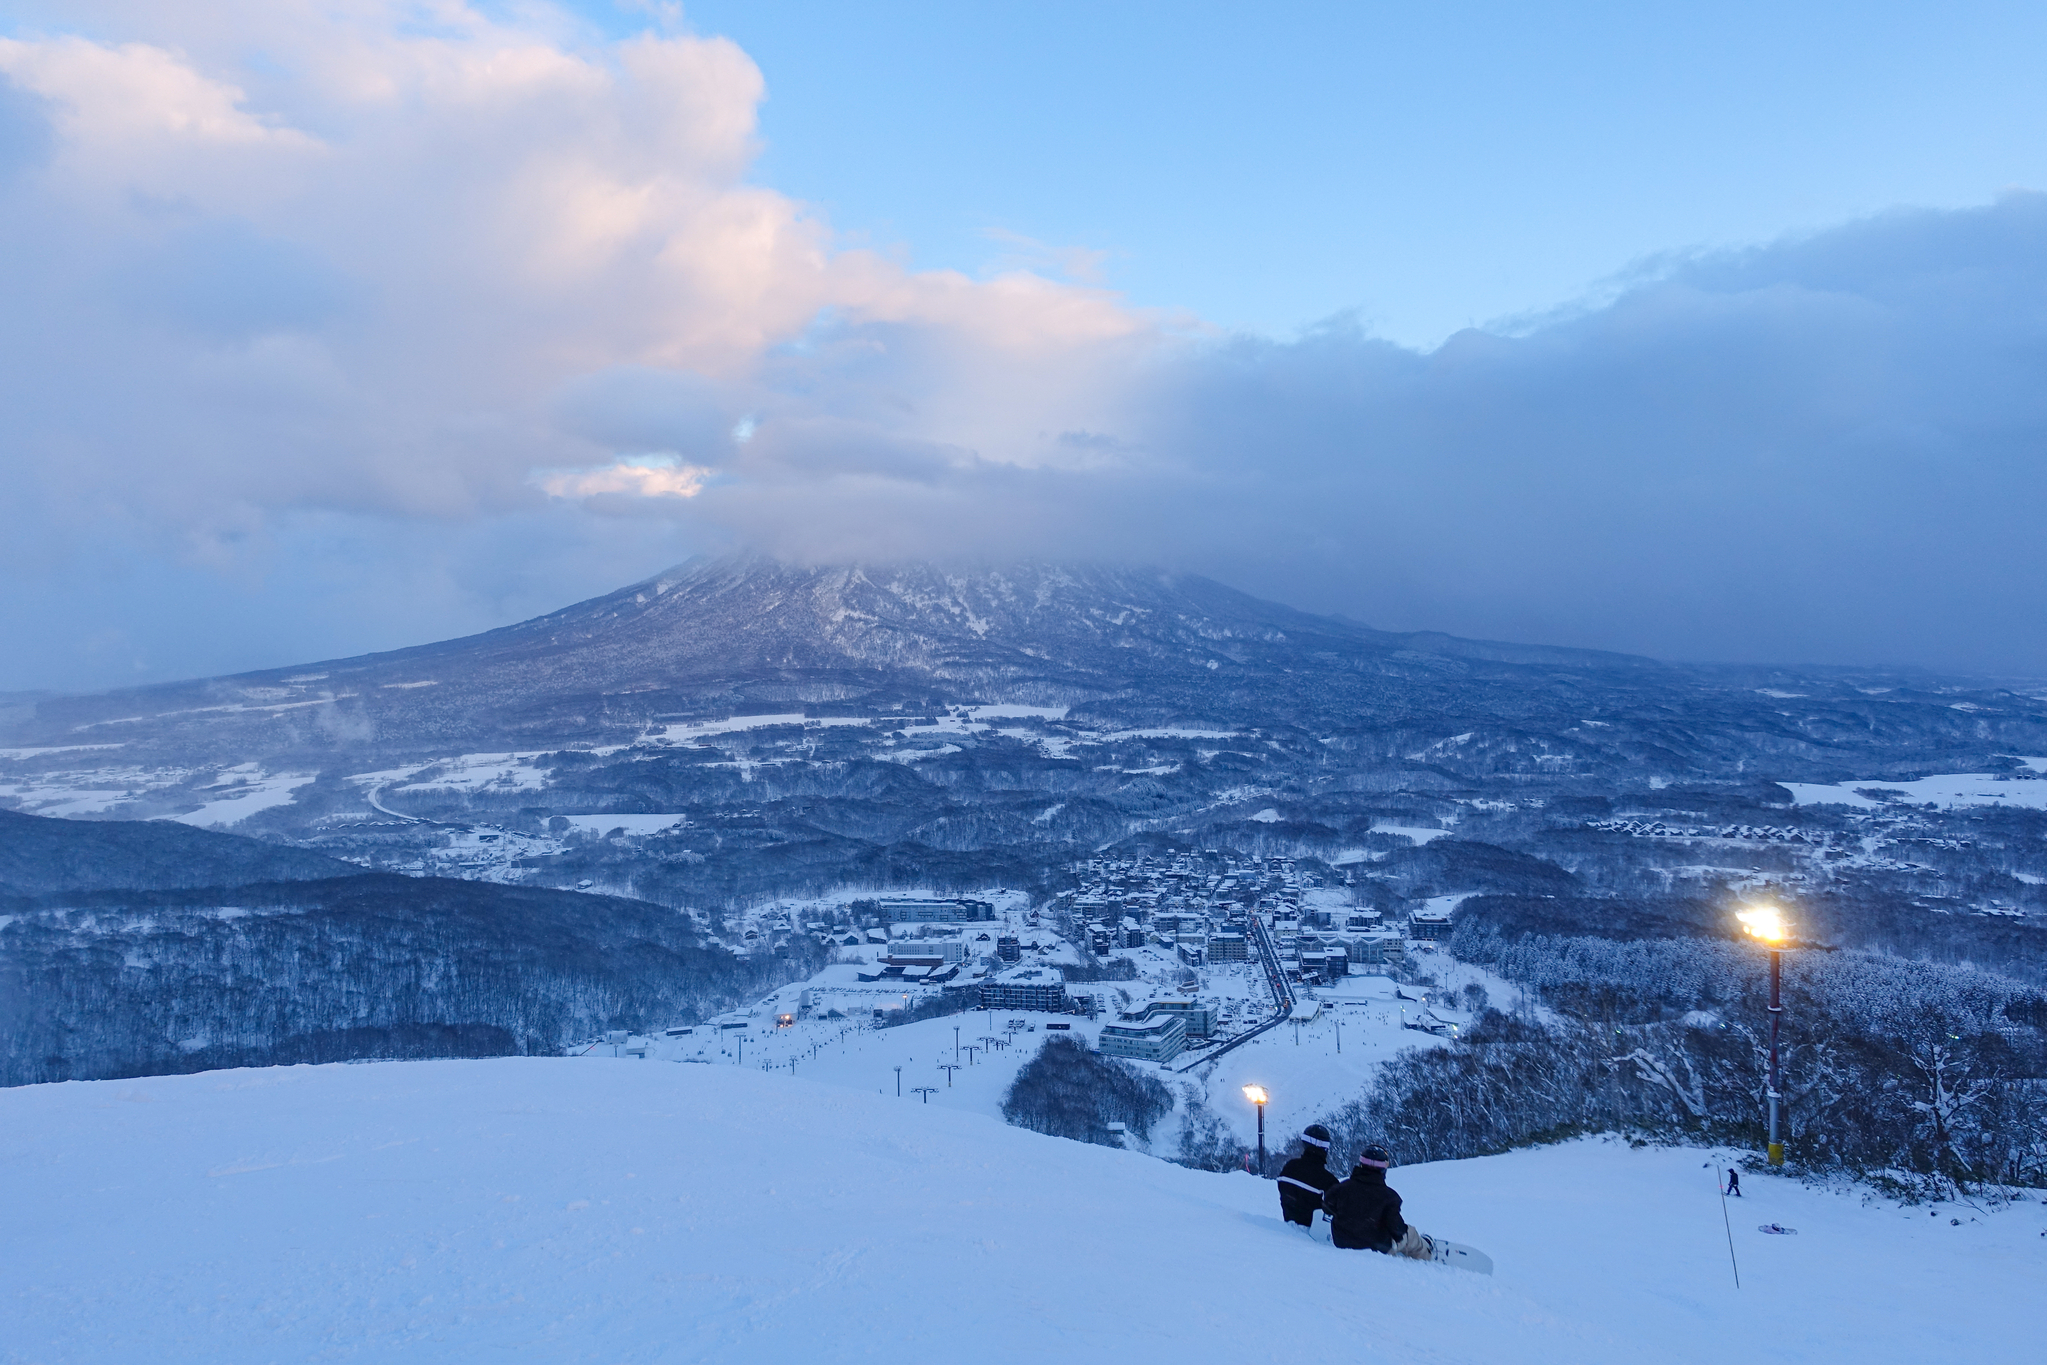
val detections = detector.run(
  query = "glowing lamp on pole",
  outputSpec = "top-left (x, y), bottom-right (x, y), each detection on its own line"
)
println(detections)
top-left (1242, 1084), bottom-right (1269, 1175)
top-left (1737, 904), bottom-right (1791, 1166)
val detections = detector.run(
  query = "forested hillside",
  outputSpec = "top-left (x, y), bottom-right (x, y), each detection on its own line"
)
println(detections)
top-left (0, 808), bottom-right (358, 894)
top-left (1, 813), bottom-right (817, 1086)
top-left (1329, 921), bottom-right (2047, 1192)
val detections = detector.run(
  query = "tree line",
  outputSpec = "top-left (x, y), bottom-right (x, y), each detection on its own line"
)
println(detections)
top-left (1, 875), bottom-right (821, 1087)
top-left (1320, 921), bottom-right (2047, 1196)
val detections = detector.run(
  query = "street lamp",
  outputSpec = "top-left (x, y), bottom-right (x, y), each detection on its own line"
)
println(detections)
top-left (1737, 903), bottom-right (1791, 1166)
top-left (1242, 1084), bottom-right (1269, 1174)
top-left (893, 1064), bottom-right (903, 1097)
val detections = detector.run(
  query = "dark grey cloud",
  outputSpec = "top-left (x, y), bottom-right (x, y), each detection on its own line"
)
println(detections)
top-left (4, 9), bottom-right (2046, 690)
top-left (695, 194), bottom-right (2047, 674)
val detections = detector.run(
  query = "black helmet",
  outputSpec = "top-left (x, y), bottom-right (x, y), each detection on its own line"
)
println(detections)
top-left (1358, 1144), bottom-right (1393, 1169)
top-left (1301, 1124), bottom-right (1332, 1149)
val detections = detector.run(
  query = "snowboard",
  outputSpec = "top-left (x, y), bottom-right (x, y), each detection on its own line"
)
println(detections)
top-left (1303, 1218), bottom-right (1495, 1275)
top-left (1422, 1234), bottom-right (1494, 1276)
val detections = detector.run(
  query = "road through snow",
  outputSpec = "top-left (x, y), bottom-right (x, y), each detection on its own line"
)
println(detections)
top-left (4, 1059), bottom-right (2037, 1364)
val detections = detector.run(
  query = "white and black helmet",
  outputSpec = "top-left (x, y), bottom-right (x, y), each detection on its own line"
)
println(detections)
top-left (1301, 1124), bottom-right (1332, 1149)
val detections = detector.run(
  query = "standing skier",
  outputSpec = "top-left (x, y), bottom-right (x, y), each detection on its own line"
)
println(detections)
top-left (1276, 1124), bottom-right (1341, 1230)
top-left (1323, 1144), bottom-right (1431, 1259)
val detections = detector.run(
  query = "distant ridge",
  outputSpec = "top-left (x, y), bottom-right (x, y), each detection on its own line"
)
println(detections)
top-left (6, 556), bottom-right (2039, 787)
top-left (4, 556), bottom-right (1671, 754)
top-left (0, 808), bottom-right (358, 895)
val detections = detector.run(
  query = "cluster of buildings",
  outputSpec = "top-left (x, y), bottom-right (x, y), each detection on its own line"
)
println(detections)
top-left (1061, 851), bottom-right (1445, 983)
top-left (1063, 851), bottom-right (1269, 968)
top-left (841, 908), bottom-right (1101, 1019)
top-left (770, 855), bottom-right (1468, 1064)
top-left (1058, 851), bottom-right (1465, 1065)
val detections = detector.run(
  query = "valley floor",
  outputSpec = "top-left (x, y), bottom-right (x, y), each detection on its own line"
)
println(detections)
top-left (4, 1059), bottom-right (2037, 1365)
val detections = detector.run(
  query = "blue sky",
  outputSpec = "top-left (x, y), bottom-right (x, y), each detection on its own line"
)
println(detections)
top-left (5, 2), bottom-right (2047, 689)
top-left (582, 1), bottom-right (2047, 344)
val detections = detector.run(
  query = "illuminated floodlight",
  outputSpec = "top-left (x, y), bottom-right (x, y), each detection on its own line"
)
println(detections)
top-left (1242, 1084), bottom-right (1270, 1175)
top-left (1736, 905), bottom-right (1788, 943)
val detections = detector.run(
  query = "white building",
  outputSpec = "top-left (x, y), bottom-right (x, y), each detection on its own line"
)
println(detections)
top-left (1097, 1014), bottom-right (1187, 1064)
top-left (891, 939), bottom-right (969, 963)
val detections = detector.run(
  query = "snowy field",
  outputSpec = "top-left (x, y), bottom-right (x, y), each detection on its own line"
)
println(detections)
top-left (5, 1060), bottom-right (2036, 1365)
top-left (1782, 767), bottom-right (2047, 810)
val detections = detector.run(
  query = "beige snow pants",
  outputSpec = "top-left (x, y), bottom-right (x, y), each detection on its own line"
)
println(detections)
top-left (1391, 1226), bottom-right (1434, 1260)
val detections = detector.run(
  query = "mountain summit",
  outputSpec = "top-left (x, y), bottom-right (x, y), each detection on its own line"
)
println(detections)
top-left (394, 555), bottom-right (1656, 691)
top-left (8, 557), bottom-right (1668, 753)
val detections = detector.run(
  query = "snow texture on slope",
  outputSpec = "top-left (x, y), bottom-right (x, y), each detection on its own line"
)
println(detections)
top-left (3, 1059), bottom-right (2035, 1364)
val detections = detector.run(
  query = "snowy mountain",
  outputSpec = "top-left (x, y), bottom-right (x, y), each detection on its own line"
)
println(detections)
top-left (7, 555), bottom-right (1679, 754)
top-left (10, 554), bottom-right (2039, 763)
top-left (5, 1058), bottom-right (2035, 1365)
top-left (6, 555), bottom-right (2047, 986)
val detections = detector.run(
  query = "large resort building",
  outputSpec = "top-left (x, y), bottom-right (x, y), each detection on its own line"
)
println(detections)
top-left (1096, 1012), bottom-right (1187, 1064)
top-left (877, 897), bottom-right (998, 923)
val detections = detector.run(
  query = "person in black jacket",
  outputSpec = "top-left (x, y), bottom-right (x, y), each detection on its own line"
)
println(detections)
top-left (1322, 1145), bottom-right (1411, 1253)
top-left (1275, 1124), bottom-right (1340, 1228)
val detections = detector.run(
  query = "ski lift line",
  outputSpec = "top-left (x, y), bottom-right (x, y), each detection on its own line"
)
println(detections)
top-left (1711, 1162), bottom-right (1740, 1289)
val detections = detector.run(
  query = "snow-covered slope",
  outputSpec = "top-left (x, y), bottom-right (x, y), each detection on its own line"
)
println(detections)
top-left (5, 1060), bottom-right (2034, 1364)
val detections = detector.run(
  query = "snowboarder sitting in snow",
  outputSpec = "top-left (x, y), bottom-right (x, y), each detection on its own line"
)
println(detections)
top-left (1276, 1124), bottom-right (1341, 1230)
top-left (1323, 1144), bottom-right (1431, 1259)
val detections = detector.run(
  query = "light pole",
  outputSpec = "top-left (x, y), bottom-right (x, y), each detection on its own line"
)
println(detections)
top-left (1737, 904), bottom-right (1791, 1166)
top-left (893, 1065), bottom-right (903, 1097)
top-left (954, 1025), bottom-right (962, 1061)
top-left (1243, 1084), bottom-right (1269, 1175)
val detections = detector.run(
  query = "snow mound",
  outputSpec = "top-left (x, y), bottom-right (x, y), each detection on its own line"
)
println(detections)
top-left (4, 1060), bottom-right (2036, 1364)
